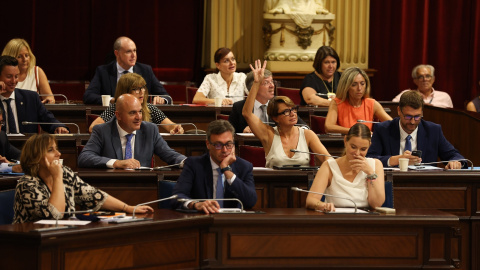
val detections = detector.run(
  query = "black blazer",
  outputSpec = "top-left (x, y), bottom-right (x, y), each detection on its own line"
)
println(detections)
top-left (83, 61), bottom-right (170, 104)
top-left (0, 131), bottom-right (20, 161)
top-left (229, 99), bottom-right (309, 134)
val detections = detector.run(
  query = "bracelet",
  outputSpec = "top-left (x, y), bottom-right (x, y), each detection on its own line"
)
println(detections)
top-left (122, 204), bottom-right (127, 212)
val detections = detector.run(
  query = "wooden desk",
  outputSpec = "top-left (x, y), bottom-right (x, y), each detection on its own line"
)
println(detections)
top-left (0, 209), bottom-right (460, 269)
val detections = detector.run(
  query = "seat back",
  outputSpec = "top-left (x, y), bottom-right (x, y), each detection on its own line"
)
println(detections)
top-left (86, 114), bottom-right (100, 134)
top-left (0, 189), bottom-right (15, 225)
top-left (216, 114), bottom-right (230, 121)
top-left (49, 80), bottom-right (88, 102)
top-left (382, 179), bottom-right (394, 208)
top-left (276, 87), bottom-right (301, 105)
top-left (161, 81), bottom-right (195, 104)
top-left (186, 87), bottom-right (199, 104)
top-left (310, 115), bottom-right (326, 134)
top-left (239, 145), bottom-right (266, 167)
top-left (157, 180), bottom-right (177, 208)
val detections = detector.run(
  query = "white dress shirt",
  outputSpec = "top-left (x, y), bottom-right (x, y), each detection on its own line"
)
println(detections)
top-left (0, 92), bottom-right (19, 133)
top-left (106, 121), bottom-right (137, 168)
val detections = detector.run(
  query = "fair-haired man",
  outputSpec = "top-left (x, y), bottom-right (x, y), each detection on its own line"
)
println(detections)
top-left (83, 36), bottom-right (170, 105)
top-left (78, 94), bottom-right (185, 169)
top-left (173, 120), bottom-right (257, 213)
top-left (392, 64), bottom-right (453, 108)
top-left (368, 90), bottom-right (464, 169)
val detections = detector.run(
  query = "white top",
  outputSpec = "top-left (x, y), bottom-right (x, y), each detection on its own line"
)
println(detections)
top-left (324, 158), bottom-right (375, 208)
top-left (197, 72), bottom-right (248, 103)
top-left (265, 126), bottom-right (310, 168)
top-left (16, 66), bottom-right (39, 92)
top-left (392, 88), bottom-right (453, 108)
top-left (105, 121), bottom-right (137, 168)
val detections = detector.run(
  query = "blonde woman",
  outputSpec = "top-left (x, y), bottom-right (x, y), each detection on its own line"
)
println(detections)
top-left (2, 38), bottom-right (55, 104)
top-left (89, 73), bottom-right (183, 134)
top-left (325, 67), bottom-right (392, 134)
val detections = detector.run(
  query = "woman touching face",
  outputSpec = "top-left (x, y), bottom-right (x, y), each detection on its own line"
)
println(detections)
top-left (41, 141), bottom-right (62, 166)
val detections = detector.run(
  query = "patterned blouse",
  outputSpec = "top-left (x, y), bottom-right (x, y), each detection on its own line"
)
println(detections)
top-left (100, 103), bottom-right (167, 123)
top-left (13, 166), bottom-right (108, 224)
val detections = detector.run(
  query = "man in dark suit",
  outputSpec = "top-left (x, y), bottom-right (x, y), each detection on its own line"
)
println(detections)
top-left (0, 107), bottom-right (21, 173)
top-left (83, 36), bottom-right (170, 105)
top-left (229, 69), bottom-right (309, 133)
top-left (173, 120), bottom-right (257, 213)
top-left (78, 94), bottom-right (186, 169)
top-left (367, 90), bottom-right (464, 169)
top-left (0, 56), bottom-right (68, 134)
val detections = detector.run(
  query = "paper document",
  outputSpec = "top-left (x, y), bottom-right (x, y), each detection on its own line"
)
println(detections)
top-left (408, 165), bottom-right (443, 170)
top-left (253, 167), bottom-right (273, 171)
top-left (219, 208), bottom-right (243, 213)
top-left (236, 133), bottom-right (255, 137)
top-left (316, 208), bottom-right (368, 214)
top-left (35, 220), bottom-right (91, 225)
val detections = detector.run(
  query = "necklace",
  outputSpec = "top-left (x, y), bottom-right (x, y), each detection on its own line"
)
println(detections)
top-left (316, 71), bottom-right (334, 94)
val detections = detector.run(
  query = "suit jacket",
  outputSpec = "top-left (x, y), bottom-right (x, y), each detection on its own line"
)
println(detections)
top-left (0, 131), bottom-right (20, 161)
top-left (83, 61), bottom-right (170, 104)
top-left (78, 119), bottom-right (186, 168)
top-left (367, 118), bottom-right (465, 167)
top-left (0, 89), bottom-right (66, 134)
top-left (172, 153), bottom-right (257, 209)
top-left (229, 99), bottom-right (309, 134)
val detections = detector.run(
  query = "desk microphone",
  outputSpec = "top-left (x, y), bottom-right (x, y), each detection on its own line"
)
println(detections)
top-left (39, 94), bottom-right (70, 104)
top-left (177, 198), bottom-right (245, 212)
top-left (112, 195), bottom-right (179, 223)
top-left (316, 93), bottom-right (329, 97)
top-left (415, 159), bottom-right (473, 170)
top-left (290, 149), bottom-right (339, 158)
top-left (32, 209), bottom-right (94, 231)
top-left (263, 121), bottom-right (309, 128)
top-left (291, 187), bottom-right (358, 213)
top-left (149, 94), bottom-right (172, 104)
top-left (22, 121), bottom-right (79, 134)
top-left (225, 95), bottom-right (248, 99)
top-left (357, 120), bottom-right (380, 124)
top-left (157, 123), bottom-right (199, 135)
top-left (153, 162), bottom-right (183, 170)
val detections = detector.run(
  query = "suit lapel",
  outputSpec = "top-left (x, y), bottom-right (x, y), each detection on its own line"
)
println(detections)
top-left (109, 63), bottom-right (118, 96)
top-left (110, 120), bottom-right (123, 159)
top-left (416, 121), bottom-right (426, 155)
top-left (203, 154), bottom-right (214, 198)
top-left (389, 118), bottom-right (401, 155)
top-left (14, 90), bottom-right (26, 133)
top-left (133, 125), bottom-right (143, 160)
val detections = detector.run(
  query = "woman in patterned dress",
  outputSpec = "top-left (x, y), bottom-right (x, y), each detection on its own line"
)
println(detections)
top-left (13, 134), bottom-right (153, 223)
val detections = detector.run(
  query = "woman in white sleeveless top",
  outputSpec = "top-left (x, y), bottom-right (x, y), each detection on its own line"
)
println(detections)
top-left (306, 123), bottom-right (385, 212)
top-left (2, 39), bottom-right (55, 104)
top-left (243, 60), bottom-right (331, 168)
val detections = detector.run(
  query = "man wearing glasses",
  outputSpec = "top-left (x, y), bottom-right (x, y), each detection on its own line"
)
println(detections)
top-left (367, 90), bottom-right (463, 169)
top-left (173, 120), bottom-right (257, 213)
top-left (392, 64), bottom-right (453, 108)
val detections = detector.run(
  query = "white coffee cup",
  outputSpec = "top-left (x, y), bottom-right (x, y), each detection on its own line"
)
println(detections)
top-left (58, 159), bottom-right (63, 165)
top-left (214, 97), bottom-right (223, 107)
top-left (102, 95), bottom-right (111, 107)
top-left (398, 158), bottom-right (409, 171)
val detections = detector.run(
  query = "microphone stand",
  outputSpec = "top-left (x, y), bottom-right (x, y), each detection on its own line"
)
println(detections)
top-left (112, 195), bottom-right (178, 223)
top-left (415, 159), bottom-right (474, 170)
top-left (291, 187), bottom-right (357, 213)
top-left (39, 94), bottom-right (70, 104)
top-left (177, 198), bottom-right (245, 213)
top-left (32, 209), bottom-right (94, 231)
top-left (152, 163), bottom-right (183, 171)
top-left (22, 121), bottom-right (80, 134)
top-left (357, 120), bottom-right (380, 124)
top-left (157, 123), bottom-right (199, 135)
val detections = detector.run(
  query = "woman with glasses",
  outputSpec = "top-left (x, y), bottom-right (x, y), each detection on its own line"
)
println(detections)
top-left (88, 73), bottom-right (183, 134)
top-left (13, 134), bottom-right (153, 223)
top-left (325, 67), bottom-right (392, 135)
top-left (300, 46), bottom-right (341, 106)
top-left (306, 123), bottom-right (385, 212)
top-left (243, 60), bottom-right (331, 168)
top-left (2, 38), bottom-right (55, 104)
top-left (192, 48), bottom-right (247, 105)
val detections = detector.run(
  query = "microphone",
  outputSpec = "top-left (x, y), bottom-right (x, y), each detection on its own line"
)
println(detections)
top-left (22, 121), bottom-right (79, 134)
top-left (291, 187), bottom-right (358, 213)
top-left (112, 195), bottom-right (178, 223)
top-left (33, 209), bottom-right (94, 231)
top-left (177, 198), bottom-right (245, 212)
top-left (39, 94), bottom-right (70, 104)
top-left (225, 95), bottom-right (248, 99)
top-left (153, 162), bottom-right (183, 170)
top-left (263, 121), bottom-right (309, 128)
top-left (148, 94), bottom-right (172, 104)
top-left (357, 120), bottom-right (380, 124)
top-left (415, 159), bottom-right (473, 170)
top-left (157, 123), bottom-right (199, 135)
top-left (290, 149), bottom-right (339, 158)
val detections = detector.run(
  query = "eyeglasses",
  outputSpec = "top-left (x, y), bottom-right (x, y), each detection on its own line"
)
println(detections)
top-left (277, 106), bottom-right (299, 116)
top-left (400, 109), bottom-right (422, 121)
top-left (209, 141), bottom-right (235, 150)
top-left (261, 79), bottom-right (277, 87)
top-left (131, 85), bottom-right (146, 94)
top-left (221, 57), bottom-right (236, 64)
top-left (416, 75), bottom-right (433, 81)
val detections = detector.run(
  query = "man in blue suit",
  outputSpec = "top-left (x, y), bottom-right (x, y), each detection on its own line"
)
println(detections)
top-left (0, 56), bottom-right (68, 134)
top-left (78, 94), bottom-right (185, 169)
top-left (173, 120), bottom-right (257, 213)
top-left (367, 90), bottom-right (464, 169)
top-left (83, 36), bottom-right (170, 105)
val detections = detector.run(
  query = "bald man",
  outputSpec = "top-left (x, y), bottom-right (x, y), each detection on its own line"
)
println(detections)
top-left (83, 36), bottom-right (170, 105)
top-left (78, 94), bottom-right (185, 169)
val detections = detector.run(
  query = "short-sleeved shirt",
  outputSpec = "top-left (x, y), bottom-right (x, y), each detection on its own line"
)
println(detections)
top-left (300, 71), bottom-right (341, 105)
top-left (197, 72), bottom-right (248, 102)
top-left (13, 166), bottom-right (108, 223)
top-left (392, 88), bottom-right (453, 108)
top-left (100, 103), bottom-right (167, 124)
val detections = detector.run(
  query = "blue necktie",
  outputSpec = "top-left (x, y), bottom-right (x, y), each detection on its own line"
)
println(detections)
top-left (216, 168), bottom-right (224, 208)
top-left (405, 135), bottom-right (412, 152)
top-left (125, 134), bottom-right (133, 159)
top-left (4, 99), bottom-right (17, 134)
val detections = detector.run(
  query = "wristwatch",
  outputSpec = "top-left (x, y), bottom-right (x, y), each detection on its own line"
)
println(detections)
top-left (220, 165), bottom-right (232, 173)
top-left (366, 173), bottom-right (378, 181)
